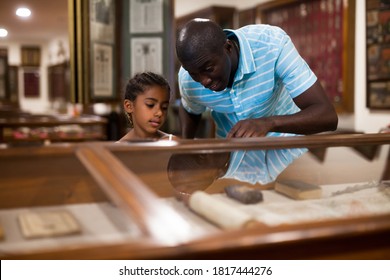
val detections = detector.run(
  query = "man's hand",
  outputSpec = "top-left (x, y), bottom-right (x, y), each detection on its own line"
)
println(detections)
top-left (227, 118), bottom-right (273, 138)
top-left (228, 80), bottom-right (338, 138)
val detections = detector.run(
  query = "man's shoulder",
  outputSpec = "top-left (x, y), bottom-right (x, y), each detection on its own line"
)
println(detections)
top-left (226, 24), bottom-right (287, 47)
top-left (226, 24), bottom-right (285, 36)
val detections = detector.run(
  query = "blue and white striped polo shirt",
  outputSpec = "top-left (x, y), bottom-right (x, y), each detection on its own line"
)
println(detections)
top-left (178, 24), bottom-right (316, 184)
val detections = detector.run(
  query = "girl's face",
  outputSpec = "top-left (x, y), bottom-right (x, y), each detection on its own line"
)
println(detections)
top-left (125, 85), bottom-right (169, 138)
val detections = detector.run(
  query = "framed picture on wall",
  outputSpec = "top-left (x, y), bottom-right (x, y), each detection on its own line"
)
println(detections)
top-left (366, 0), bottom-right (390, 109)
top-left (88, 0), bottom-right (117, 102)
top-left (92, 43), bottom-right (113, 98)
top-left (74, 0), bottom-right (119, 103)
top-left (130, 0), bottom-right (163, 33)
top-left (90, 0), bottom-right (115, 43)
top-left (21, 46), bottom-right (41, 67)
top-left (0, 55), bottom-right (7, 100)
top-left (48, 62), bottom-right (70, 101)
top-left (23, 68), bottom-right (40, 98)
top-left (8, 66), bottom-right (19, 103)
top-left (367, 81), bottom-right (390, 108)
top-left (130, 37), bottom-right (162, 77)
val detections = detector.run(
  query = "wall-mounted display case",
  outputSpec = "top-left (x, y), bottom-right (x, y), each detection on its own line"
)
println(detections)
top-left (21, 46), bottom-right (41, 67)
top-left (0, 133), bottom-right (389, 259)
top-left (257, 0), bottom-right (356, 113)
top-left (366, 0), bottom-right (390, 109)
top-left (48, 62), bottom-right (70, 101)
top-left (0, 49), bottom-right (9, 100)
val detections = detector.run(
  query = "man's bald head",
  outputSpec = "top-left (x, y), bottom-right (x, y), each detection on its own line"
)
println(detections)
top-left (176, 18), bottom-right (227, 63)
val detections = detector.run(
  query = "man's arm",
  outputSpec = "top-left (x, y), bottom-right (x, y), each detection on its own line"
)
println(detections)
top-left (179, 102), bottom-right (202, 138)
top-left (288, 79), bottom-right (338, 133)
top-left (227, 80), bottom-right (338, 138)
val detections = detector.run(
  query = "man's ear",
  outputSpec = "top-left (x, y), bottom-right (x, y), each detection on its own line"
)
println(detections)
top-left (225, 39), bottom-right (234, 53)
top-left (124, 99), bottom-right (134, 113)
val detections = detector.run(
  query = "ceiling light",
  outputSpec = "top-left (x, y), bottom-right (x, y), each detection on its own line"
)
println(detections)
top-left (0, 28), bottom-right (8, 38)
top-left (16, 7), bottom-right (32, 18)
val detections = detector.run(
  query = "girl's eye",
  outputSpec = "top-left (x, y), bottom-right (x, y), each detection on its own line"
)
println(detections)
top-left (145, 103), bottom-right (155, 108)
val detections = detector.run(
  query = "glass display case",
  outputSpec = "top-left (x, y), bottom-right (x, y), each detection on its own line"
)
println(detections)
top-left (0, 132), bottom-right (389, 259)
top-left (0, 114), bottom-right (107, 144)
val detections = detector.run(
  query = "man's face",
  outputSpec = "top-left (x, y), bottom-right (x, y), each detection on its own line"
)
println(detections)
top-left (181, 43), bottom-right (232, 92)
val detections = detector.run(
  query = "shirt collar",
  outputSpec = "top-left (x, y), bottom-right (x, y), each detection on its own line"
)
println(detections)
top-left (224, 28), bottom-right (256, 81)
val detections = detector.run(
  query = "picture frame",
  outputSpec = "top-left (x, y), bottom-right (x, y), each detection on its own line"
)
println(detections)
top-left (92, 43), bottom-right (113, 98)
top-left (7, 65), bottom-right (19, 103)
top-left (366, 0), bottom-right (390, 109)
top-left (367, 81), bottom-right (390, 109)
top-left (127, 0), bottom-right (175, 98)
top-left (0, 55), bottom-right (8, 100)
top-left (89, 0), bottom-right (115, 43)
top-left (48, 62), bottom-right (70, 101)
top-left (23, 68), bottom-right (40, 98)
top-left (130, 37), bottom-right (162, 77)
top-left (130, 0), bottom-right (164, 34)
top-left (70, 0), bottom-right (119, 103)
top-left (21, 46), bottom-right (41, 67)
top-left (88, 0), bottom-right (118, 102)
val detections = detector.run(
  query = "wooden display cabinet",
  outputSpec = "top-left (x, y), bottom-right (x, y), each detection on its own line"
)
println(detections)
top-left (0, 114), bottom-right (107, 144)
top-left (237, 7), bottom-right (257, 27)
top-left (0, 133), bottom-right (390, 259)
top-left (48, 62), bottom-right (70, 101)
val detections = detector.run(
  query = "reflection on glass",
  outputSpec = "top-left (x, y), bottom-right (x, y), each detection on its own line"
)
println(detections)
top-left (167, 147), bottom-right (308, 199)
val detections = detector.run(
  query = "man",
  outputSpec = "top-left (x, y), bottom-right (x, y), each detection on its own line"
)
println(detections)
top-left (175, 19), bottom-right (338, 185)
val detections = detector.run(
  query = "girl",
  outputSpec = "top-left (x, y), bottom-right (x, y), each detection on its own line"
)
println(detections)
top-left (118, 72), bottom-right (176, 142)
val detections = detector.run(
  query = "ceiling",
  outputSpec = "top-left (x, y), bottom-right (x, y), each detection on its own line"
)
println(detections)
top-left (0, 0), bottom-right (68, 42)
